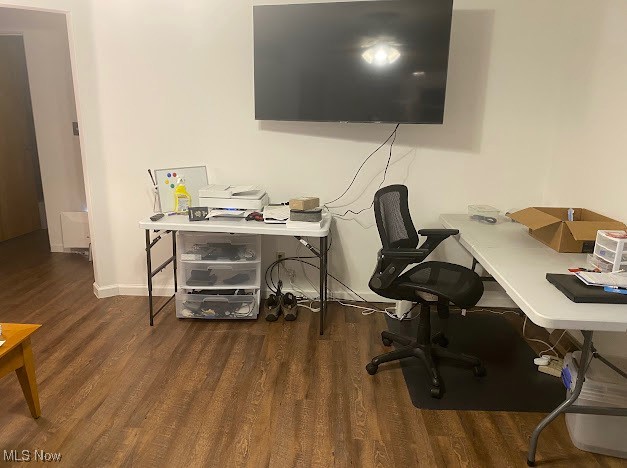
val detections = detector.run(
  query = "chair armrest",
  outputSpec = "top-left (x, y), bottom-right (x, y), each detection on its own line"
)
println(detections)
top-left (381, 248), bottom-right (430, 262)
top-left (418, 229), bottom-right (459, 237)
top-left (417, 229), bottom-right (459, 255)
top-left (370, 248), bottom-right (430, 290)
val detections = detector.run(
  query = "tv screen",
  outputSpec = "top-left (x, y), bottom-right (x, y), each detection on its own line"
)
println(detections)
top-left (253, 0), bottom-right (454, 124)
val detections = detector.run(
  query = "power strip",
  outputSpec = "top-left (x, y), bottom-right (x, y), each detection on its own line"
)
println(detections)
top-left (538, 356), bottom-right (564, 378)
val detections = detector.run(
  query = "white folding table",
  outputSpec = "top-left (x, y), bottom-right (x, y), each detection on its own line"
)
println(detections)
top-left (440, 214), bottom-right (627, 466)
top-left (139, 214), bottom-right (332, 334)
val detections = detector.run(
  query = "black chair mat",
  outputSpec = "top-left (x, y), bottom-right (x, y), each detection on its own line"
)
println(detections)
top-left (384, 311), bottom-right (566, 411)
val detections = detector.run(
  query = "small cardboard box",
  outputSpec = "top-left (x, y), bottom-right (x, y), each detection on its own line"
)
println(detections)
top-left (508, 207), bottom-right (626, 253)
top-left (289, 197), bottom-right (319, 211)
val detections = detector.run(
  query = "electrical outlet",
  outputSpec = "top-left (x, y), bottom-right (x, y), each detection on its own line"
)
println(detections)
top-left (276, 251), bottom-right (285, 261)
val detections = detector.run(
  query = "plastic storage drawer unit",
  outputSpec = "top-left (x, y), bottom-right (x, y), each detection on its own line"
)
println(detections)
top-left (176, 291), bottom-right (259, 319)
top-left (562, 351), bottom-right (627, 459)
top-left (593, 230), bottom-right (627, 273)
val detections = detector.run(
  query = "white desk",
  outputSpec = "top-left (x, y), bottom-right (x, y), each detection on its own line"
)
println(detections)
top-left (440, 214), bottom-right (627, 332)
top-left (139, 214), bottom-right (332, 333)
top-left (440, 214), bottom-right (627, 465)
top-left (139, 213), bottom-right (332, 238)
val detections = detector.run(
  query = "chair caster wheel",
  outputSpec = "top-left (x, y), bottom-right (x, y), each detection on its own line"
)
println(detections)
top-left (382, 337), bottom-right (393, 347)
top-left (473, 365), bottom-right (487, 377)
top-left (366, 363), bottom-right (378, 375)
top-left (432, 333), bottom-right (449, 348)
top-left (430, 386), bottom-right (443, 399)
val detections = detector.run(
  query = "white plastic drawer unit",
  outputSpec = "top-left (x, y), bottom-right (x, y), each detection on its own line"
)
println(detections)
top-left (593, 230), bottom-right (627, 273)
top-left (177, 232), bottom-right (260, 264)
top-left (176, 291), bottom-right (260, 320)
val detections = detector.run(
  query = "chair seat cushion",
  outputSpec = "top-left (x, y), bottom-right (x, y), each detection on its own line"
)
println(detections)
top-left (389, 261), bottom-right (484, 308)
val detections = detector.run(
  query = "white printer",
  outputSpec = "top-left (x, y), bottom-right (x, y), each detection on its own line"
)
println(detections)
top-left (198, 184), bottom-right (269, 211)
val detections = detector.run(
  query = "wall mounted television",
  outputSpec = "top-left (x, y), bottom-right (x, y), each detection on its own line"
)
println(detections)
top-left (253, 0), bottom-right (454, 124)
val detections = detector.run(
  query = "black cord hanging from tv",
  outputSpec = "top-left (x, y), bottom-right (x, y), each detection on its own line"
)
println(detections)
top-left (325, 124), bottom-right (400, 217)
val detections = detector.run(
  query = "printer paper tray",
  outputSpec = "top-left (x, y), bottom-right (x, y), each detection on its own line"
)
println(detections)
top-left (199, 193), bottom-right (269, 210)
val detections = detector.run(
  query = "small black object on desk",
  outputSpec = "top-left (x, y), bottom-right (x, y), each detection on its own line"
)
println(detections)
top-left (470, 214), bottom-right (497, 224)
top-left (547, 274), bottom-right (627, 304)
top-left (188, 207), bottom-right (209, 221)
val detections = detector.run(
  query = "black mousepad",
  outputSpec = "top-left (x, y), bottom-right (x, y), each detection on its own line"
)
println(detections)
top-left (385, 311), bottom-right (565, 411)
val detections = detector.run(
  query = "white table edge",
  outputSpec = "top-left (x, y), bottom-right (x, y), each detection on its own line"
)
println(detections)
top-left (440, 214), bottom-right (627, 333)
top-left (139, 214), bottom-right (332, 237)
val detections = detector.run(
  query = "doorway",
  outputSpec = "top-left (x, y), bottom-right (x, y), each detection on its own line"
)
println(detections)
top-left (0, 7), bottom-right (87, 252)
top-left (0, 35), bottom-right (43, 241)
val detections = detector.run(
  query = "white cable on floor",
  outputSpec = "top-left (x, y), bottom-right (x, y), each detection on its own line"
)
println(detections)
top-left (297, 299), bottom-right (321, 313)
top-left (472, 308), bottom-right (520, 316)
top-left (336, 299), bottom-right (394, 316)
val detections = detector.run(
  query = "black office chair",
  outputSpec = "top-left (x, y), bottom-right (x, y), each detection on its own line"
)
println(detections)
top-left (366, 185), bottom-right (486, 398)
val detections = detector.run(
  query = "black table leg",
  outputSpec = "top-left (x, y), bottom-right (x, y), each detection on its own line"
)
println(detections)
top-left (527, 330), bottom-right (594, 466)
top-left (145, 229), bottom-right (176, 327)
top-left (172, 231), bottom-right (177, 293)
top-left (319, 235), bottom-right (328, 335)
top-left (145, 229), bottom-right (154, 326)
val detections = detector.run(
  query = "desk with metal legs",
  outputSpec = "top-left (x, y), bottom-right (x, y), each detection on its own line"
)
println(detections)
top-left (139, 214), bottom-right (331, 335)
top-left (440, 214), bottom-right (627, 466)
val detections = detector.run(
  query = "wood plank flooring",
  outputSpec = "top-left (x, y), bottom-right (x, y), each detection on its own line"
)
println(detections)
top-left (0, 231), bottom-right (624, 467)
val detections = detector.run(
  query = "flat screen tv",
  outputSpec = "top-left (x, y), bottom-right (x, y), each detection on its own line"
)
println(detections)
top-left (253, 0), bottom-right (454, 124)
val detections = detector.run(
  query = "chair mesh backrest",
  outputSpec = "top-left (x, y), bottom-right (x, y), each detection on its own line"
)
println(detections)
top-left (373, 185), bottom-right (419, 249)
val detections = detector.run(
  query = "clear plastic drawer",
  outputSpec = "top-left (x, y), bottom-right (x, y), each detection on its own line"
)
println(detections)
top-left (180, 262), bottom-right (259, 289)
top-left (178, 232), bottom-right (260, 263)
top-left (588, 254), bottom-right (613, 273)
top-left (176, 290), bottom-right (259, 320)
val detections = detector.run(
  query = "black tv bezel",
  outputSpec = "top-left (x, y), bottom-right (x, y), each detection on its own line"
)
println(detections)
top-left (252, 0), bottom-right (453, 124)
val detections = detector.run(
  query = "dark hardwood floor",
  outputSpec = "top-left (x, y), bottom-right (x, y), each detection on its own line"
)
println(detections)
top-left (0, 231), bottom-right (623, 467)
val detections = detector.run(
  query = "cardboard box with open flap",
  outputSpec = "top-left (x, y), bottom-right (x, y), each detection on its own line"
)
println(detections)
top-left (508, 207), bottom-right (626, 253)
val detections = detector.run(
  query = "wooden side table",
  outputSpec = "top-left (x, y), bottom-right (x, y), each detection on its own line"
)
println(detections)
top-left (0, 323), bottom-right (42, 418)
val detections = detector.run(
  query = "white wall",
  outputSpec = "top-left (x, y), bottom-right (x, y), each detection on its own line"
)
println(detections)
top-left (544, 0), bottom-right (627, 355)
top-left (0, 7), bottom-right (86, 252)
top-left (1, 0), bottom-right (567, 299)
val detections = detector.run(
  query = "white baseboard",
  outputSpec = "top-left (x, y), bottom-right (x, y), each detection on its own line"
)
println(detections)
top-left (93, 283), bottom-right (177, 298)
top-left (93, 283), bottom-right (119, 298)
top-left (51, 244), bottom-right (82, 254)
top-left (91, 280), bottom-right (517, 309)
top-left (272, 286), bottom-right (391, 303)
top-left (92, 283), bottom-right (381, 300)
top-left (93, 283), bottom-right (176, 297)
top-left (117, 284), bottom-right (175, 296)
top-left (277, 285), bottom-right (516, 309)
